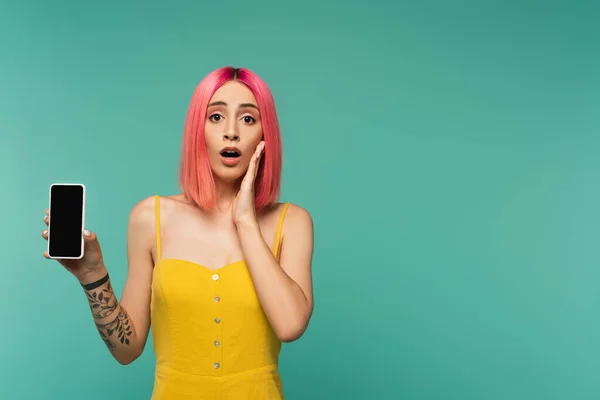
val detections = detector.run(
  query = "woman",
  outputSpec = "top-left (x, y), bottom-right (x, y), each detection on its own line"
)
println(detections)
top-left (41, 66), bottom-right (315, 399)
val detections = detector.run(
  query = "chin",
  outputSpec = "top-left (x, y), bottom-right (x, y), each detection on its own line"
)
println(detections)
top-left (213, 166), bottom-right (245, 183)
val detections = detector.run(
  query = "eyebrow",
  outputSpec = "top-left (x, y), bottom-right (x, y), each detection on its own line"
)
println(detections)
top-left (208, 101), bottom-right (259, 110)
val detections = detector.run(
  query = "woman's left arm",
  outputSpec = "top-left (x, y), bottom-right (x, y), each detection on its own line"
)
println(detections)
top-left (236, 206), bottom-right (314, 342)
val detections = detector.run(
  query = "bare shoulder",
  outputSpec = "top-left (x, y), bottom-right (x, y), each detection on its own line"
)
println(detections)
top-left (278, 203), bottom-right (314, 254)
top-left (283, 203), bottom-right (313, 232)
top-left (128, 195), bottom-right (156, 229)
top-left (130, 194), bottom-right (188, 221)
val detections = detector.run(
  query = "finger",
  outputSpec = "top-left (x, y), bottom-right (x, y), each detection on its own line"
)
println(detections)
top-left (241, 142), bottom-right (264, 191)
top-left (45, 208), bottom-right (49, 215)
top-left (83, 229), bottom-right (100, 250)
top-left (83, 229), bottom-right (94, 242)
top-left (253, 155), bottom-right (260, 179)
top-left (41, 229), bottom-right (48, 240)
top-left (42, 251), bottom-right (50, 259)
top-left (242, 153), bottom-right (258, 186)
top-left (253, 143), bottom-right (265, 180)
top-left (250, 142), bottom-right (264, 174)
top-left (44, 215), bottom-right (49, 226)
top-left (255, 141), bottom-right (264, 158)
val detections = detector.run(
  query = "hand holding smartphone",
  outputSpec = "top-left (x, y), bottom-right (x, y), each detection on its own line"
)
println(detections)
top-left (42, 183), bottom-right (106, 283)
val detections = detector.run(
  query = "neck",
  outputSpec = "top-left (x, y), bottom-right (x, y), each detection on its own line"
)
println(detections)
top-left (213, 177), bottom-right (241, 212)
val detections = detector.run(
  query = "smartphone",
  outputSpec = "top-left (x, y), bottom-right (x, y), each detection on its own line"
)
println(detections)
top-left (47, 183), bottom-right (86, 259)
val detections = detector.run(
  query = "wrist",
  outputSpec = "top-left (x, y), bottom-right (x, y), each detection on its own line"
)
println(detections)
top-left (235, 217), bottom-right (259, 232)
top-left (78, 267), bottom-right (109, 287)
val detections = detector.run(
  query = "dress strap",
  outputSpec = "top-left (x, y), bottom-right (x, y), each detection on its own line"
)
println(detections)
top-left (273, 203), bottom-right (290, 259)
top-left (154, 195), bottom-right (161, 260)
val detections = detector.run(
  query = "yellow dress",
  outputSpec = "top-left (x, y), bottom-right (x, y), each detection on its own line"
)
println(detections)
top-left (150, 195), bottom-right (290, 399)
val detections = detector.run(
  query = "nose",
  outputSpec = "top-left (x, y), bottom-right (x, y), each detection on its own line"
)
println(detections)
top-left (223, 132), bottom-right (239, 142)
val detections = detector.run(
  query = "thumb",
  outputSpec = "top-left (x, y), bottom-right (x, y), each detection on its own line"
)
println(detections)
top-left (83, 229), bottom-right (100, 251)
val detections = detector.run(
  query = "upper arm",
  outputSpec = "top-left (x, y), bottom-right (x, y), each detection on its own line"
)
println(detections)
top-left (119, 196), bottom-right (156, 353)
top-left (279, 204), bottom-right (315, 315)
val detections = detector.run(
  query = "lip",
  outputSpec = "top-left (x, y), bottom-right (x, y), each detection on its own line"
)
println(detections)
top-left (220, 146), bottom-right (242, 156)
top-left (219, 146), bottom-right (242, 167)
top-left (219, 153), bottom-right (242, 166)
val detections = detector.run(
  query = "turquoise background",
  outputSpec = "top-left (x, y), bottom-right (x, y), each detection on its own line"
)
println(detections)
top-left (1, 0), bottom-right (599, 399)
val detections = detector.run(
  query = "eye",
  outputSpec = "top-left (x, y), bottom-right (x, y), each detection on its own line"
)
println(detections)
top-left (208, 113), bottom-right (222, 122)
top-left (242, 115), bottom-right (256, 124)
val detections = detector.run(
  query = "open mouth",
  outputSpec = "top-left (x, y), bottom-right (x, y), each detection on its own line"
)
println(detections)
top-left (220, 149), bottom-right (241, 158)
top-left (219, 147), bottom-right (242, 165)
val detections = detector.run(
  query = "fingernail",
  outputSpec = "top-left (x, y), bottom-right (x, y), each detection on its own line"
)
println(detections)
top-left (42, 230), bottom-right (48, 235)
top-left (83, 230), bottom-right (90, 237)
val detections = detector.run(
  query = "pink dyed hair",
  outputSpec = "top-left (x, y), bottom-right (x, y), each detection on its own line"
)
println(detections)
top-left (179, 66), bottom-right (282, 213)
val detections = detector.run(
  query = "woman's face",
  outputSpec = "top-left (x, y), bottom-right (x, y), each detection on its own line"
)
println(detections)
top-left (204, 80), bottom-right (263, 183)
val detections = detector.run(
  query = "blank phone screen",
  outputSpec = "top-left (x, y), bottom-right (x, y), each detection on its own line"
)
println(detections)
top-left (48, 184), bottom-right (85, 258)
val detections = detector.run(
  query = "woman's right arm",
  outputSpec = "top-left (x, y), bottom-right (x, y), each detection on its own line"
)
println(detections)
top-left (71, 197), bottom-right (156, 365)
